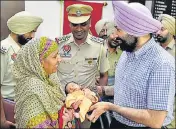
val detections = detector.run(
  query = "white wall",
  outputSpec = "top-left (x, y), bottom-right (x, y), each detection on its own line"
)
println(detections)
top-left (25, 1), bottom-right (152, 39)
top-left (25, 1), bottom-right (63, 39)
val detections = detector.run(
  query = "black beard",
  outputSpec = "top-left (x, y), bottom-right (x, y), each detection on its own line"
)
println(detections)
top-left (156, 36), bottom-right (167, 43)
top-left (115, 37), bottom-right (138, 52)
top-left (108, 41), bottom-right (118, 48)
top-left (100, 35), bottom-right (108, 40)
top-left (17, 35), bottom-right (32, 45)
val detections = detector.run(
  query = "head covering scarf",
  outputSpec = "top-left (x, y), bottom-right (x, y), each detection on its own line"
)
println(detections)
top-left (95, 19), bottom-right (116, 37)
top-left (7, 11), bottom-right (43, 35)
top-left (12, 37), bottom-right (65, 128)
top-left (112, 1), bottom-right (162, 37)
top-left (39, 37), bottom-right (58, 61)
top-left (158, 14), bottom-right (176, 36)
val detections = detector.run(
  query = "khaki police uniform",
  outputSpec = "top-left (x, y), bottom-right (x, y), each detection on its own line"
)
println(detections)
top-left (165, 39), bottom-right (175, 57)
top-left (56, 4), bottom-right (109, 92)
top-left (57, 4), bottom-right (109, 128)
top-left (1, 35), bottom-right (20, 100)
top-left (165, 39), bottom-right (175, 129)
top-left (57, 33), bottom-right (109, 91)
top-left (106, 47), bottom-right (122, 86)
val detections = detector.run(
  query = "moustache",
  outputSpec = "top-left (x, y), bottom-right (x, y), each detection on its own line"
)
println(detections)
top-left (101, 35), bottom-right (108, 40)
top-left (156, 35), bottom-right (163, 38)
top-left (112, 37), bottom-right (123, 46)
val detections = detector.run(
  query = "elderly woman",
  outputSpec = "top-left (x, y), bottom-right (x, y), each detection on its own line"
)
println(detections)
top-left (12, 37), bottom-right (74, 128)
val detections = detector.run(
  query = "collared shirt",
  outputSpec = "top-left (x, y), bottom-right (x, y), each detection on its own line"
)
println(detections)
top-left (107, 47), bottom-right (122, 86)
top-left (1, 35), bottom-right (20, 100)
top-left (57, 33), bottom-right (109, 91)
top-left (113, 38), bottom-right (175, 127)
top-left (165, 39), bottom-right (175, 57)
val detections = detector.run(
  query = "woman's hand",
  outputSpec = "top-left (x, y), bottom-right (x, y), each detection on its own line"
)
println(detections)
top-left (62, 108), bottom-right (74, 126)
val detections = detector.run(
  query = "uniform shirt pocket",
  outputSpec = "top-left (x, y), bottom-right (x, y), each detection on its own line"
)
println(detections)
top-left (82, 60), bottom-right (97, 68)
top-left (58, 62), bottom-right (74, 74)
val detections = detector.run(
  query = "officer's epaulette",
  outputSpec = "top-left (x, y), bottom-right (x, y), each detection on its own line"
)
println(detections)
top-left (0, 46), bottom-right (8, 54)
top-left (55, 34), bottom-right (71, 44)
top-left (90, 36), bottom-right (104, 44)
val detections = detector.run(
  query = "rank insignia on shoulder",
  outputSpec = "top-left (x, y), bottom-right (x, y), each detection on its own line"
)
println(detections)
top-left (0, 47), bottom-right (7, 54)
top-left (90, 36), bottom-right (104, 44)
top-left (55, 35), bottom-right (71, 44)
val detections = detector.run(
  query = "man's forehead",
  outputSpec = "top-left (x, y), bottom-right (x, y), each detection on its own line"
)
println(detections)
top-left (71, 19), bottom-right (90, 24)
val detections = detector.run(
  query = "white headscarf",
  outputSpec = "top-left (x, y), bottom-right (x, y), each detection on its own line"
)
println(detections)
top-left (7, 11), bottom-right (43, 35)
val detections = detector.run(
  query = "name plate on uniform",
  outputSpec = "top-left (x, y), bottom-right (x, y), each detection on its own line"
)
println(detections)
top-left (85, 58), bottom-right (97, 60)
top-left (85, 58), bottom-right (97, 65)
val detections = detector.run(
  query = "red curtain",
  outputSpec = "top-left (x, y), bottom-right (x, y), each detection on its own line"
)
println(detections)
top-left (63, 0), bottom-right (104, 36)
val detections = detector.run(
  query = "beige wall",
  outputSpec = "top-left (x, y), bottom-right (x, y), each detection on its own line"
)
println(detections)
top-left (1, 1), bottom-right (25, 40)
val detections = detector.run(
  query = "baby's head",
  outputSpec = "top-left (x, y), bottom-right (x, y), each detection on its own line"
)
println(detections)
top-left (65, 81), bottom-right (81, 94)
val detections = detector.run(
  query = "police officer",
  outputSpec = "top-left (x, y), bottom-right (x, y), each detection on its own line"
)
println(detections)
top-left (56, 4), bottom-right (110, 128)
top-left (95, 19), bottom-right (122, 93)
top-left (157, 14), bottom-right (175, 129)
top-left (1, 11), bottom-right (43, 100)
top-left (56, 4), bottom-right (109, 92)
top-left (94, 19), bottom-right (123, 128)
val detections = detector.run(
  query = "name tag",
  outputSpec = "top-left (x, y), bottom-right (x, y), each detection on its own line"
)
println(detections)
top-left (85, 58), bottom-right (97, 65)
top-left (85, 58), bottom-right (97, 61)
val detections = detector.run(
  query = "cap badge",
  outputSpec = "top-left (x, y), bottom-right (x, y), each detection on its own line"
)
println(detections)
top-left (76, 10), bottom-right (82, 17)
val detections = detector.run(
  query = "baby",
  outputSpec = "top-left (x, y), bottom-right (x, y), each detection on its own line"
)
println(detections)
top-left (65, 82), bottom-right (99, 122)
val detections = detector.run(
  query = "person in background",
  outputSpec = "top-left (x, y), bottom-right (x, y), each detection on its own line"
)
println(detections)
top-left (56, 4), bottom-right (110, 128)
top-left (1, 11), bottom-right (43, 100)
top-left (157, 14), bottom-right (175, 57)
top-left (87, 1), bottom-right (175, 129)
top-left (157, 14), bottom-right (175, 129)
top-left (0, 11), bottom-right (43, 128)
top-left (95, 19), bottom-right (122, 98)
top-left (94, 19), bottom-right (123, 128)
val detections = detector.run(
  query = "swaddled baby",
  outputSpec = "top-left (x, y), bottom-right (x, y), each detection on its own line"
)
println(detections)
top-left (65, 82), bottom-right (99, 122)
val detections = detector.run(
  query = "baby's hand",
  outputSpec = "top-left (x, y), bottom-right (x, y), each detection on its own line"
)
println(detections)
top-left (83, 88), bottom-right (92, 96)
top-left (72, 100), bottom-right (82, 110)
